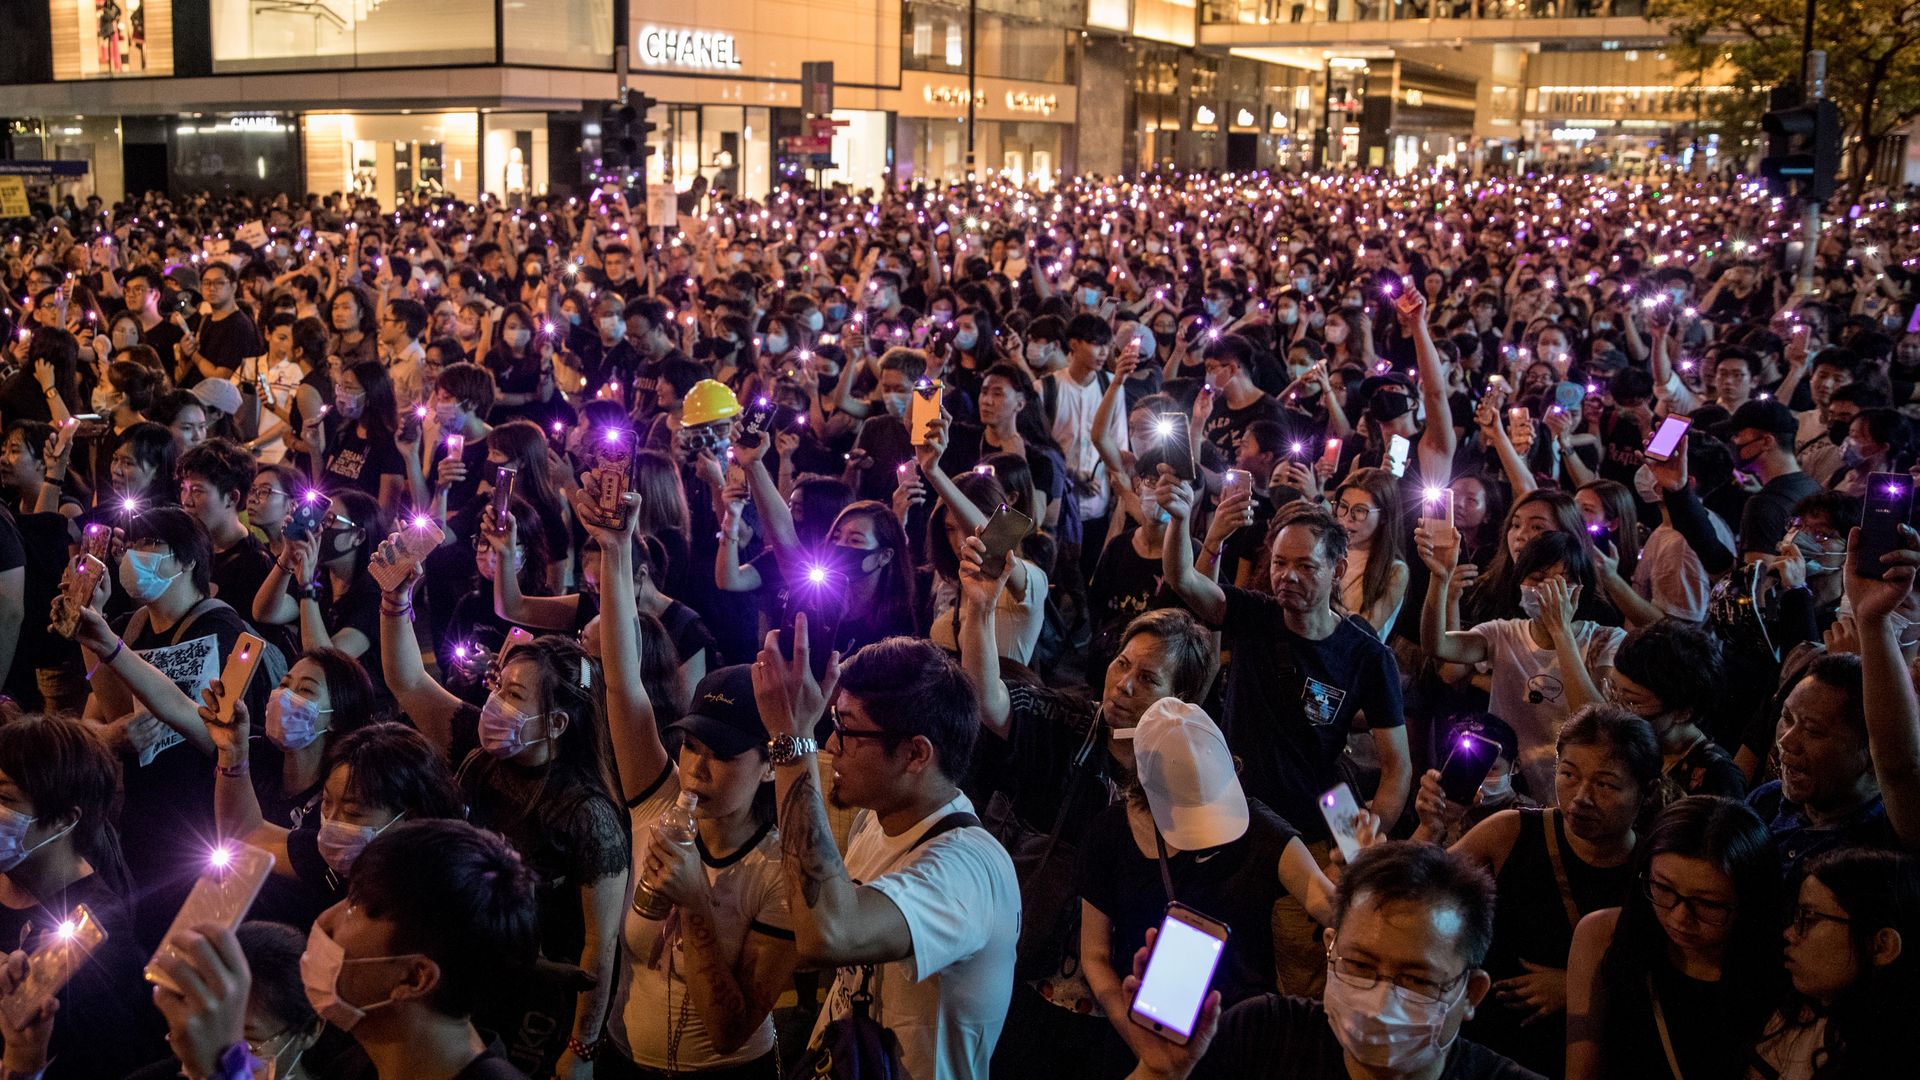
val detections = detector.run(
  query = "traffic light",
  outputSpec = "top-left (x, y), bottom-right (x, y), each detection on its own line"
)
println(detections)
top-left (595, 94), bottom-right (659, 170)
top-left (1760, 95), bottom-right (1841, 201)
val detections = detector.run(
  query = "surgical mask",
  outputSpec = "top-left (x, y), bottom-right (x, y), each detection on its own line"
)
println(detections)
top-left (599, 315), bottom-right (624, 340)
top-left (1480, 772), bottom-right (1513, 801)
top-left (1841, 439), bottom-right (1867, 469)
top-left (1322, 961), bottom-right (1468, 1073)
top-left (826, 304), bottom-right (848, 321)
top-left (1324, 325), bottom-right (1348, 345)
top-left (505, 329), bottom-right (532, 351)
top-left (266, 687), bottom-right (331, 751)
top-left (1667, 286), bottom-right (1689, 306)
top-left (955, 329), bottom-right (978, 350)
top-left (478, 692), bottom-right (546, 758)
top-left (1293, 276), bottom-right (1312, 293)
top-left (1205, 298), bottom-right (1227, 320)
top-left (564, 311), bottom-right (581, 327)
top-left (1080, 288), bottom-right (1103, 308)
top-left (1634, 464), bottom-right (1665, 505)
top-left (727, 251), bottom-right (745, 265)
top-left (1026, 343), bottom-right (1053, 368)
top-left (300, 922), bottom-right (417, 1032)
top-left (1146, 239), bottom-right (1164, 255)
top-left (333, 390), bottom-right (365, 419)
top-left (1519, 584), bottom-right (1544, 621)
top-left (880, 392), bottom-right (910, 417)
top-left (1836, 598), bottom-right (1920, 646)
top-left (0, 804), bottom-right (75, 874)
top-left (315, 811), bottom-right (401, 877)
top-left (1541, 343), bottom-right (1568, 364)
top-left (805, 309), bottom-right (825, 332)
top-left (92, 387), bottom-right (123, 414)
top-left (119, 549), bottom-right (181, 603)
top-left (1277, 307), bottom-right (1300, 327)
top-left (433, 399), bottom-right (462, 425)
top-left (1787, 528), bottom-right (1845, 576)
top-left (765, 333), bottom-right (789, 354)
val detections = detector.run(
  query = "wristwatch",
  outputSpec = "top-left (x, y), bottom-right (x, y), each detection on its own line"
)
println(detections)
top-left (766, 734), bottom-right (819, 766)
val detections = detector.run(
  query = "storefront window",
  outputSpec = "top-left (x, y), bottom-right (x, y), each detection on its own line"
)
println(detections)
top-left (902, 3), bottom-right (1074, 83)
top-left (483, 113), bottom-right (550, 207)
top-left (210, 0), bottom-right (494, 73)
top-left (50, 0), bottom-right (174, 79)
top-left (503, 0), bottom-right (614, 69)
top-left (303, 112), bottom-right (480, 206)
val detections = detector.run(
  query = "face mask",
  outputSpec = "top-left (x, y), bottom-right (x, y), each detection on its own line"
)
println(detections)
top-left (955, 329), bottom-right (978, 350)
top-left (92, 387), bottom-right (123, 414)
top-left (1634, 464), bottom-right (1665, 505)
top-left (1667, 287), bottom-right (1690, 306)
top-left (880, 392), bottom-right (910, 417)
top-left (835, 542), bottom-right (880, 577)
top-left (1841, 439), bottom-right (1867, 469)
top-left (1080, 288), bottom-right (1103, 308)
top-left (565, 312), bottom-right (581, 327)
top-left (1519, 584), bottom-right (1544, 621)
top-left (266, 687), bottom-right (331, 751)
top-left (1026, 343), bottom-right (1053, 368)
top-left (0, 804), bottom-right (75, 874)
top-left (1323, 961), bottom-right (1468, 1073)
top-left (433, 399), bottom-right (462, 425)
top-left (425, 273), bottom-right (444, 291)
top-left (804, 309), bottom-right (825, 332)
top-left (1594, 320), bottom-right (1613, 333)
top-left (112, 330), bottom-right (140, 350)
top-left (1277, 307), bottom-right (1300, 327)
top-left (1205, 298), bottom-right (1226, 320)
top-left (826, 304), bottom-right (848, 321)
top-left (333, 390), bottom-right (365, 419)
top-left (597, 315), bottom-right (623, 340)
top-left (478, 692), bottom-right (547, 758)
top-left (1294, 276), bottom-right (1312, 293)
top-left (300, 922), bottom-right (416, 1032)
top-left (1787, 528), bottom-right (1844, 576)
top-left (1480, 772), bottom-right (1513, 801)
top-left (1836, 598), bottom-right (1920, 646)
top-left (765, 333), bottom-right (789, 354)
top-left (315, 811), bottom-right (401, 877)
top-left (1154, 332), bottom-right (1176, 352)
top-left (1324, 325), bottom-right (1348, 345)
top-left (1343, 296), bottom-right (1364, 310)
top-left (119, 549), bottom-right (181, 603)
top-left (1541, 343), bottom-right (1567, 364)
top-left (504, 329), bottom-right (532, 351)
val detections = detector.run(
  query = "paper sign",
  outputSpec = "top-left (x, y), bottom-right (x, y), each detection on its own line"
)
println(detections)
top-left (0, 178), bottom-right (29, 218)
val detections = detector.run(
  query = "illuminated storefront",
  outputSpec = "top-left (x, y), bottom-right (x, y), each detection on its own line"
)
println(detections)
top-left (48, 0), bottom-right (174, 80)
top-left (301, 112), bottom-right (481, 204)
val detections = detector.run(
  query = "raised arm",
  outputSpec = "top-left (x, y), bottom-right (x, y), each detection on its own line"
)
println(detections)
top-left (376, 559), bottom-right (463, 756)
top-left (196, 685), bottom-right (294, 878)
top-left (955, 536), bottom-right (1013, 740)
top-left (1845, 528), bottom-right (1920, 851)
top-left (576, 488), bottom-right (671, 800)
top-left (1402, 293), bottom-right (1456, 482)
top-left (1156, 470), bottom-right (1226, 626)
top-left (1414, 521), bottom-right (1491, 666)
top-left (488, 509), bottom-right (581, 630)
top-left (70, 606), bottom-right (216, 756)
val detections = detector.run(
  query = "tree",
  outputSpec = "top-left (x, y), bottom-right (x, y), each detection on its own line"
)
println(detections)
top-left (1650, 0), bottom-right (1920, 191)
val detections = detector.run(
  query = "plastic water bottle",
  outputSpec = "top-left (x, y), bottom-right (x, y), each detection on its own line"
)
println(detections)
top-left (633, 791), bottom-right (699, 919)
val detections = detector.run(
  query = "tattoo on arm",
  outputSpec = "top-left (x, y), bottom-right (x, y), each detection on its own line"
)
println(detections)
top-left (777, 766), bottom-right (847, 910)
top-left (680, 899), bottom-right (751, 1039)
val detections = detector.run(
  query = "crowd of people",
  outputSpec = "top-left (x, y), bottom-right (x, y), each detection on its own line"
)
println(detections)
top-left (0, 166), bottom-right (1915, 1080)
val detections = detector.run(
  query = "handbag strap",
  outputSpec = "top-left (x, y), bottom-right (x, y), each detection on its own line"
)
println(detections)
top-left (1153, 828), bottom-right (1177, 906)
top-left (1029, 711), bottom-right (1103, 878)
top-left (1647, 973), bottom-right (1688, 1080)
top-left (1540, 808), bottom-right (1583, 931)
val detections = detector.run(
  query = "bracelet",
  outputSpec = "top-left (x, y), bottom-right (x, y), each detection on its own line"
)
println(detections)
top-left (293, 580), bottom-right (323, 601)
top-left (566, 1035), bottom-right (603, 1061)
top-left (215, 759), bottom-right (249, 778)
top-left (380, 603), bottom-right (413, 619)
top-left (100, 638), bottom-right (124, 666)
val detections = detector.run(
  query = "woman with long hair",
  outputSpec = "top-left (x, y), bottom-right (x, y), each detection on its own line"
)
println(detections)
top-left (1462, 488), bottom-right (1596, 625)
top-left (1749, 848), bottom-right (1919, 1079)
top-left (1566, 796), bottom-right (1783, 1080)
top-left (1576, 479), bottom-right (1642, 582)
top-left (1332, 466), bottom-right (1409, 638)
top-left (954, 362), bottom-right (1066, 529)
top-left (484, 419), bottom-right (574, 590)
top-left (327, 286), bottom-right (377, 367)
top-left (924, 469), bottom-right (1049, 664)
top-left (485, 302), bottom-right (558, 427)
top-left (321, 359), bottom-right (406, 518)
top-left (0, 713), bottom-right (167, 1078)
top-left (1451, 470), bottom-right (1509, 570)
top-left (253, 488), bottom-right (390, 696)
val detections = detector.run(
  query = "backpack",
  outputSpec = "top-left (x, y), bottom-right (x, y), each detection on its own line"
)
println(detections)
top-left (785, 812), bottom-right (981, 1080)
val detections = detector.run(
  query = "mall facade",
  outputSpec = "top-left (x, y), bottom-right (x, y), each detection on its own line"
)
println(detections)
top-left (10, 0), bottom-right (1904, 206)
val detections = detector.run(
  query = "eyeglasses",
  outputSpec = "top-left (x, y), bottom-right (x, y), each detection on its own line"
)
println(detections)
top-left (1788, 904), bottom-right (1853, 937)
top-left (1641, 876), bottom-right (1737, 927)
top-left (1601, 678), bottom-right (1663, 718)
top-left (1332, 502), bottom-right (1381, 521)
top-left (824, 704), bottom-right (902, 749)
top-left (1325, 946), bottom-right (1468, 1005)
top-left (248, 486), bottom-right (288, 501)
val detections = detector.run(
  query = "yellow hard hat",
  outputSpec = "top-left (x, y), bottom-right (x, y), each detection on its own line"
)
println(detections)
top-left (681, 379), bottom-right (742, 428)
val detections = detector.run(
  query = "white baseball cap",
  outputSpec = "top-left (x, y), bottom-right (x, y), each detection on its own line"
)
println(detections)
top-left (1135, 698), bottom-right (1249, 851)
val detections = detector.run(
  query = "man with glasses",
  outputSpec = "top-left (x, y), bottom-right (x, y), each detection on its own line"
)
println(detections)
top-left (1116, 841), bottom-right (1537, 1080)
top-left (1722, 400), bottom-right (1821, 562)
top-left (178, 262), bottom-right (260, 387)
top-left (1606, 619), bottom-right (1744, 822)
top-left (379, 298), bottom-right (430, 407)
top-left (751, 624), bottom-right (1019, 1080)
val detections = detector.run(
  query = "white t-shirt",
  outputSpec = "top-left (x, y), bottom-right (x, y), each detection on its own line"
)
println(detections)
top-left (238, 355), bottom-right (305, 463)
top-left (1047, 371), bottom-right (1126, 520)
top-left (811, 792), bottom-right (1020, 1080)
top-left (1633, 517), bottom-right (1733, 622)
top-left (927, 558), bottom-right (1050, 664)
top-left (1468, 618), bottom-right (1625, 794)
top-left (610, 768), bottom-right (793, 1069)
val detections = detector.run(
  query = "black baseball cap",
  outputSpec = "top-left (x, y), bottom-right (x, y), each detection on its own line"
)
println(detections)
top-left (665, 665), bottom-right (764, 760)
top-left (1725, 399), bottom-right (1798, 442)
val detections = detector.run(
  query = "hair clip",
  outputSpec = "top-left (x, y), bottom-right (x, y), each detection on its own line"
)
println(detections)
top-left (580, 656), bottom-right (592, 689)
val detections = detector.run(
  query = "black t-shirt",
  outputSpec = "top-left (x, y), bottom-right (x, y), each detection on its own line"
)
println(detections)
top-left (1078, 798), bottom-right (1300, 1008)
top-left (0, 874), bottom-right (171, 1078)
top-left (1087, 530), bottom-right (1184, 675)
top-left (657, 597), bottom-right (717, 668)
top-left (1203, 392), bottom-right (1287, 459)
top-left (1191, 995), bottom-right (1544, 1080)
top-left (317, 571), bottom-right (388, 698)
top-left (0, 369), bottom-right (55, 423)
top-left (323, 425), bottom-right (406, 499)
top-left (141, 318), bottom-right (185, 373)
top-left (1216, 587), bottom-right (1404, 842)
top-left (193, 308), bottom-right (260, 377)
top-left (210, 531), bottom-right (274, 612)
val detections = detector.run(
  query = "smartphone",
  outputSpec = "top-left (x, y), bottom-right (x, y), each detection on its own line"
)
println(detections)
top-left (592, 428), bottom-right (635, 519)
top-left (82, 522), bottom-right (110, 561)
top-left (212, 633), bottom-right (267, 727)
top-left (50, 416), bottom-right (78, 459)
top-left (399, 403), bottom-right (425, 446)
top-left (284, 494), bottom-right (327, 542)
top-left (369, 517), bottom-right (446, 593)
top-left (909, 380), bottom-right (944, 446)
top-left (0, 904), bottom-right (109, 1031)
top-left (1319, 782), bottom-right (1364, 863)
top-left (1642, 414), bottom-right (1692, 463)
top-left (1128, 903), bottom-right (1231, 1045)
top-left (491, 466), bottom-right (517, 531)
top-left (1437, 731), bottom-right (1505, 805)
top-left (1854, 472), bottom-right (1914, 581)
top-left (444, 432), bottom-right (467, 462)
top-left (1421, 486), bottom-right (1454, 526)
top-left (735, 396), bottom-right (779, 449)
top-left (1319, 437), bottom-right (1342, 470)
top-left (144, 845), bottom-right (275, 993)
top-left (1222, 468), bottom-right (1253, 503)
top-left (1907, 306), bottom-right (1920, 336)
top-left (1508, 406), bottom-right (1532, 429)
top-left (1142, 414), bottom-right (1195, 481)
top-left (977, 504), bottom-right (1037, 578)
top-left (1385, 434), bottom-right (1411, 479)
top-left (53, 553), bottom-right (108, 638)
